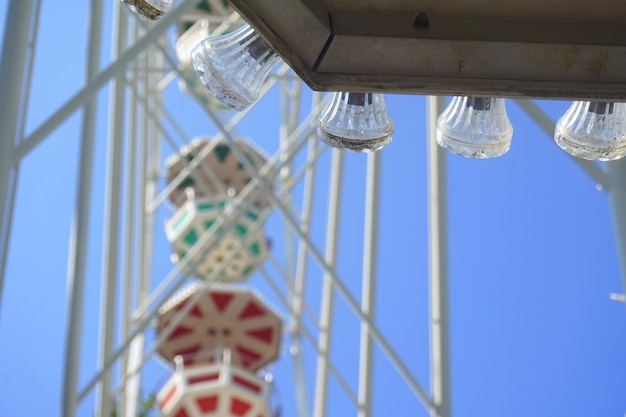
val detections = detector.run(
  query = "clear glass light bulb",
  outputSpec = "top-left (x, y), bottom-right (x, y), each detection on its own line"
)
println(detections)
top-left (121, 0), bottom-right (172, 20)
top-left (554, 101), bottom-right (626, 161)
top-left (191, 23), bottom-right (281, 111)
top-left (436, 97), bottom-right (513, 159)
top-left (317, 92), bottom-right (394, 153)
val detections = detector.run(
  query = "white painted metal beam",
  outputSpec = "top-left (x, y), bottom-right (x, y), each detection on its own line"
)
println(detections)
top-left (61, 1), bottom-right (103, 416)
top-left (427, 96), bottom-right (451, 417)
top-left (0, 0), bottom-right (36, 317)
top-left (358, 151), bottom-right (381, 417)
top-left (95, 1), bottom-right (127, 415)
top-left (313, 148), bottom-right (343, 417)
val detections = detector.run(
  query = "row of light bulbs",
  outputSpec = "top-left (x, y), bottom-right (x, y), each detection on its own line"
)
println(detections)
top-left (123, 0), bottom-right (626, 161)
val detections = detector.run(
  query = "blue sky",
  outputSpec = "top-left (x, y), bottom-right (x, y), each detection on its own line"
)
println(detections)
top-left (0, 2), bottom-right (625, 417)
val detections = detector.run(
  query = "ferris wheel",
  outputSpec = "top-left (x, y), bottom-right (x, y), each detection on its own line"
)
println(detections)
top-left (0, 2), bottom-right (426, 417)
top-left (1, 1), bottom-right (626, 417)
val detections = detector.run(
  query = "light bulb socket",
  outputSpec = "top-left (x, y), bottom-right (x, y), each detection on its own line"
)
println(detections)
top-left (466, 97), bottom-right (492, 111)
top-left (588, 101), bottom-right (614, 115)
top-left (346, 93), bottom-right (373, 106)
top-left (245, 35), bottom-right (272, 61)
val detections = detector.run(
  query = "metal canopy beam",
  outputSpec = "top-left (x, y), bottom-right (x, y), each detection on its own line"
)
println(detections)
top-left (229, 0), bottom-right (626, 99)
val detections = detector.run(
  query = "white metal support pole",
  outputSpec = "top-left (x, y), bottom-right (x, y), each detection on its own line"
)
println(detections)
top-left (283, 85), bottom-right (313, 417)
top-left (605, 160), bottom-right (626, 303)
top-left (0, 0), bottom-right (36, 316)
top-left (291, 131), bottom-right (318, 417)
top-left (95, 1), bottom-right (127, 416)
top-left (279, 79), bottom-right (300, 281)
top-left (427, 96), bottom-right (451, 417)
top-left (61, 0), bottom-right (103, 416)
top-left (278, 82), bottom-right (299, 393)
top-left (120, 37), bottom-right (138, 417)
top-left (124, 37), bottom-right (151, 417)
top-left (125, 35), bottom-right (162, 415)
top-left (357, 151), bottom-right (381, 417)
top-left (313, 148), bottom-right (344, 417)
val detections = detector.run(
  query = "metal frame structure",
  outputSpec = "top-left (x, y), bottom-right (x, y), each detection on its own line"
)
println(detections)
top-left (1, 2), bottom-right (625, 417)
